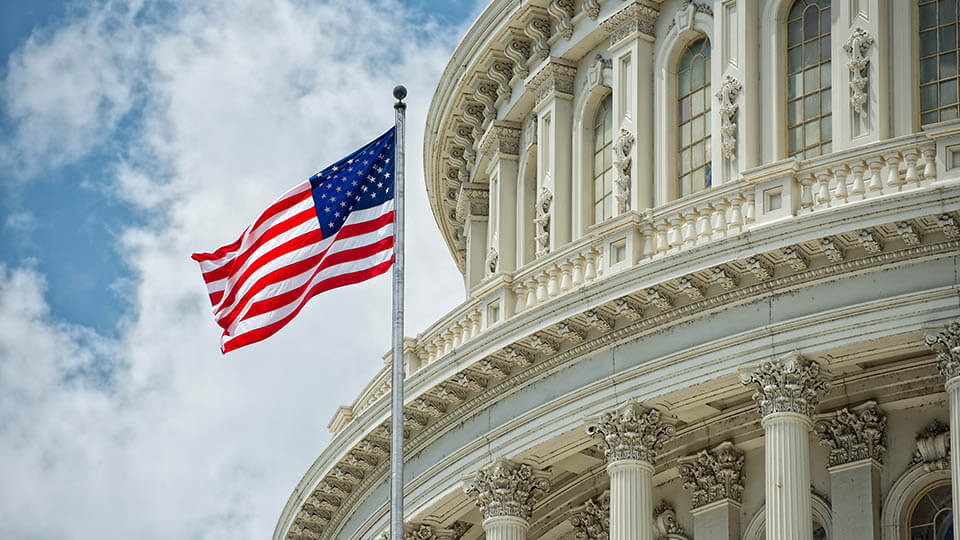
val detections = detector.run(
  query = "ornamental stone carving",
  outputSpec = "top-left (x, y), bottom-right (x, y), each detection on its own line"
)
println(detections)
top-left (843, 28), bottom-right (874, 116)
top-left (486, 232), bottom-right (499, 276)
top-left (479, 122), bottom-right (521, 158)
top-left (527, 59), bottom-right (577, 106)
top-left (455, 184), bottom-right (489, 222)
top-left (583, 0), bottom-right (601, 20)
top-left (535, 185), bottom-right (553, 258)
top-left (601, 1), bottom-right (660, 44)
top-left (613, 129), bottom-right (635, 214)
top-left (740, 352), bottom-right (829, 418)
top-left (912, 420), bottom-right (951, 471)
top-left (716, 75), bottom-right (742, 160)
top-left (667, 1), bottom-right (713, 33)
top-left (654, 501), bottom-right (688, 540)
top-left (487, 57), bottom-right (514, 105)
top-left (585, 401), bottom-right (676, 465)
top-left (404, 524), bottom-right (456, 540)
top-left (524, 15), bottom-right (552, 66)
top-left (583, 54), bottom-right (612, 92)
top-left (814, 401), bottom-right (887, 467)
top-left (505, 37), bottom-right (532, 80)
top-left (568, 492), bottom-right (610, 540)
top-left (547, 0), bottom-right (575, 40)
top-left (925, 320), bottom-right (960, 381)
top-left (464, 459), bottom-right (550, 521)
top-left (678, 441), bottom-right (744, 509)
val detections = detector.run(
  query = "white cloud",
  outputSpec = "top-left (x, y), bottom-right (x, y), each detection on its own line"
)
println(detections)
top-left (0, 0), bottom-right (470, 538)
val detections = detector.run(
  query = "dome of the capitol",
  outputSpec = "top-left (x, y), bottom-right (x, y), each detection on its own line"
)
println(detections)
top-left (276, 1), bottom-right (960, 539)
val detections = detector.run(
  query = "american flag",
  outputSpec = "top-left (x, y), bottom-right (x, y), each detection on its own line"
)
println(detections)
top-left (192, 128), bottom-right (396, 353)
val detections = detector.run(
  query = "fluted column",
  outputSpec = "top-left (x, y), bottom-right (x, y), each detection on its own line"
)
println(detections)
top-left (586, 401), bottom-right (675, 540)
top-left (741, 352), bottom-right (829, 540)
top-left (464, 459), bottom-right (550, 540)
top-left (679, 441), bottom-right (744, 540)
top-left (925, 321), bottom-right (960, 537)
top-left (814, 401), bottom-right (886, 540)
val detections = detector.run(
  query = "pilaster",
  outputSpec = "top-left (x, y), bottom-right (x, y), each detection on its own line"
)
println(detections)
top-left (457, 184), bottom-right (489, 289)
top-left (586, 401), bottom-right (675, 540)
top-left (480, 121), bottom-right (521, 275)
top-left (814, 401), bottom-right (886, 540)
top-left (464, 458), bottom-right (550, 540)
top-left (678, 441), bottom-right (744, 540)
top-left (601, 1), bottom-right (659, 210)
top-left (924, 320), bottom-right (960, 537)
top-left (740, 352), bottom-right (829, 540)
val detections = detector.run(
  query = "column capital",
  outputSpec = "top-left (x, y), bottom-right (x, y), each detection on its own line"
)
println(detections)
top-left (600, 0), bottom-right (660, 47)
top-left (925, 320), bottom-right (960, 382)
top-left (678, 441), bottom-right (745, 509)
top-left (525, 57), bottom-right (576, 108)
top-left (567, 492), bottom-right (609, 540)
top-left (814, 401), bottom-right (887, 467)
top-left (463, 459), bottom-right (550, 522)
top-left (479, 121), bottom-right (521, 162)
top-left (404, 524), bottom-right (456, 540)
top-left (585, 400), bottom-right (676, 465)
top-left (455, 183), bottom-right (489, 222)
top-left (740, 351), bottom-right (829, 418)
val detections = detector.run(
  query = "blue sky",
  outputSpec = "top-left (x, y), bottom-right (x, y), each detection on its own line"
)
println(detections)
top-left (0, 1), bottom-right (479, 538)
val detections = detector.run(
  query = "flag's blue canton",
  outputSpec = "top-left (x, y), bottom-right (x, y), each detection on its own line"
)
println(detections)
top-left (309, 128), bottom-right (395, 238)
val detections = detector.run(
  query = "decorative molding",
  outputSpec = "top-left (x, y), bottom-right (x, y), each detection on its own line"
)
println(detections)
top-left (504, 37), bottom-right (532, 81)
top-left (740, 351), bottom-right (829, 418)
top-left (814, 401), bottom-right (887, 467)
top-left (746, 256), bottom-right (773, 281)
top-left (912, 420), bottom-right (951, 471)
top-left (524, 15), bottom-right (552, 66)
top-left (584, 309), bottom-right (613, 331)
top-left (480, 122), bottom-right (521, 157)
top-left (487, 57), bottom-right (514, 106)
top-left (535, 185), bottom-right (553, 258)
top-left (547, 0), bottom-right (575, 41)
top-left (568, 492), bottom-right (610, 539)
top-left (486, 232), bottom-right (499, 276)
top-left (455, 184), bottom-right (489, 222)
top-left (583, 54), bottom-right (612, 92)
top-left (677, 276), bottom-right (705, 300)
top-left (653, 501), bottom-right (689, 540)
top-left (924, 320), bottom-right (960, 381)
top-left (600, 1), bottom-right (660, 45)
top-left (820, 237), bottom-right (845, 262)
top-left (404, 524), bottom-right (456, 540)
top-left (613, 129), bottom-right (635, 214)
top-left (678, 441), bottom-right (745, 509)
top-left (858, 229), bottom-right (883, 253)
top-left (583, 0), bottom-right (601, 20)
top-left (843, 28), bottom-right (874, 116)
top-left (527, 59), bottom-right (577, 106)
top-left (667, 1), bottom-right (714, 33)
top-left (897, 221), bottom-right (922, 246)
top-left (716, 75), bottom-right (742, 160)
top-left (711, 267), bottom-right (737, 290)
top-left (782, 245), bottom-right (808, 270)
top-left (464, 459), bottom-right (550, 521)
top-left (940, 214), bottom-right (960, 238)
top-left (585, 401), bottom-right (675, 465)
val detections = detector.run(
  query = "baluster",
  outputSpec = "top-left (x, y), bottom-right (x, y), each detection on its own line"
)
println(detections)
top-left (640, 222), bottom-right (656, 258)
top-left (668, 214), bottom-right (683, 250)
top-left (452, 324), bottom-right (463, 347)
top-left (866, 156), bottom-right (884, 192)
top-left (696, 203), bottom-right (712, 244)
top-left (592, 248), bottom-right (604, 277)
top-left (712, 200), bottom-right (729, 239)
top-left (681, 208), bottom-right (697, 247)
top-left (547, 266), bottom-right (560, 297)
top-left (743, 192), bottom-right (756, 224)
top-left (535, 271), bottom-right (549, 302)
top-left (903, 148), bottom-right (921, 186)
top-left (797, 174), bottom-right (814, 211)
top-left (571, 254), bottom-right (585, 286)
top-left (884, 151), bottom-right (904, 190)
top-left (513, 282), bottom-right (527, 313)
top-left (815, 170), bottom-right (831, 206)
top-left (443, 331), bottom-right (454, 354)
top-left (922, 145), bottom-right (937, 180)
top-left (728, 196), bottom-right (744, 233)
top-left (656, 218), bottom-right (670, 254)
top-left (471, 311), bottom-right (481, 336)
top-left (849, 162), bottom-right (866, 197)
top-left (584, 250), bottom-right (597, 281)
top-left (559, 262), bottom-right (573, 291)
top-left (525, 277), bottom-right (538, 307)
top-left (832, 165), bottom-right (849, 204)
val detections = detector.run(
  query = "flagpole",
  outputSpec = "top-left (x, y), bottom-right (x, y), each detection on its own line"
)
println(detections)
top-left (390, 84), bottom-right (407, 540)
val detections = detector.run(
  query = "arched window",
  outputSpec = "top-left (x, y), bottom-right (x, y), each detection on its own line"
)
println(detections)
top-left (786, 0), bottom-right (831, 159)
top-left (906, 480), bottom-right (953, 539)
top-left (677, 37), bottom-right (711, 198)
top-left (592, 94), bottom-right (613, 224)
top-left (920, 0), bottom-right (960, 125)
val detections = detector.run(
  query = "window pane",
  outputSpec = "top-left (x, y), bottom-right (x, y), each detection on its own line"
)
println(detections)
top-left (679, 69), bottom-right (691, 96)
top-left (804, 119), bottom-right (820, 146)
top-left (705, 162), bottom-right (712, 187)
top-left (788, 20), bottom-right (802, 45)
top-left (604, 112), bottom-right (612, 141)
top-left (604, 170), bottom-right (612, 192)
top-left (788, 72), bottom-right (802, 99)
top-left (804, 93), bottom-right (819, 119)
top-left (594, 151), bottom-right (603, 173)
top-left (820, 35), bottom-right (830, 60)
top-left (803, 6), bottom-right (820, 40)
top-left (789, 0), bottom-right (805, 20)
top-left (820, 115), bottom-right (832, 141)
top-left (594, 202), bottom-right (602, 223)
top-left (805, 145), bottom-right (820, 159)
top-left (804, 41), bottom-right (820, 67)
top-left (788, 126), bottom-right (802, 152)
top-left (804, 67), bottom-right (819, 93)
top-left (681, 122), bottom-right (691, 147)
top-left (679, 49), bottom-right (692, 71)
top-left (944, 105), bottom-right (960, 120)
top-left (822, 88), bottom-right (832, 114)
top-left (704, 114), bottom-right (711, 135)
top-left (680, 95), bottom-right (691, 121)
top-left (692, 58), bottom-right (705, 87)
top-left (922, 57), bottom-right (939, 82)
top-left (691, 141), bottom-right (703, 167)
top-left (921, 3), bottom-right (938, 30)
top-left (693, 167), bottom-right (706, 191)
top-left (941, 0), bottom-right (957, 24)
top-left (693, 89), bottom-right (704, 115)
top-left (940, 78), bottom-right (958, 106)
top-left (603, 145), bottom-right (612, 168)
top-left (820, 141), bottom-right (831, 155)
top-left (942, 52), bottom-right (958, 78)
top-left (820, 7), bottom-right (830, 34)
top-left (922, 83), bottom-right (939, 111)
top-left (692, 115), bottom-right (704, 139)
top-left (820, 62), bottom-right (831, 87)
top-left (921, 30), bottom-right (939, 58)
top-left (922, 110), bottom-right (940, 124)
top-left (603, 195), bottom-right (612, 218)
top-left (942, 25), bottom-right (957, 53)
top-left (788, 46), bottom-right (802, 72)
top-left (681, 148), bottom-right (691, 171)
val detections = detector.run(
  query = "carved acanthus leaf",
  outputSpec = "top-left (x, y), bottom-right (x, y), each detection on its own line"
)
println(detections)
top-left (815, 402), bottom-right (887, 467)
top-left (678, 441), bottom-right (745, 508)
top-left (586, 401), bottom-right (676, 464)
top-left (716, 75), bottom-right (742, 160)
top-left (464, 459), bottom-right (550, 521)
top-left (912, 420), bottom-right (950, 471)
top-left (925, 320), bottom-right (960, 381)
top-left (843, 28), bottom-right (874, 115)
top-left (569, 492), bottom-right (610, 540)
top-left (613, 129), bottom-right (634, 214)
top-left (740, 352), bottom-right (829, 418)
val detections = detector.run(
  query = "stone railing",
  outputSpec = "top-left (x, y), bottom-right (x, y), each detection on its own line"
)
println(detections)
top-left (329, 131), bottom-right (949, 435)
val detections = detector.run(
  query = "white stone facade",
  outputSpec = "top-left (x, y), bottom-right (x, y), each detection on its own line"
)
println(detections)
top-left (277, 1), bottom-right (960, 539)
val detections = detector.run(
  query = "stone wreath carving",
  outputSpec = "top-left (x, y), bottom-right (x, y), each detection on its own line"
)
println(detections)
top-left (716, 75), bottom-right (742, 160)
top-left (613, 129), bottom-right (635, 214)
top-left (843, 28), bottom-right (874, 116)
top-left (535, 185), bottom-right (553, 258)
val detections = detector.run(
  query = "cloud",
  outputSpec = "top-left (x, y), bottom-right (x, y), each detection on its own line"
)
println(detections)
top-left (0, 0), bottom-right (469, 538)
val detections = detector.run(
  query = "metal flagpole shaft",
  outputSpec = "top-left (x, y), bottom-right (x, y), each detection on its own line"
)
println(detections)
top-left (390, 85), bottom-right (407, 540)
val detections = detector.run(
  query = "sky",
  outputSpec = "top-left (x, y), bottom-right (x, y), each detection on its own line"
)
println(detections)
top-left (0, 0), bottom-right (481, 538)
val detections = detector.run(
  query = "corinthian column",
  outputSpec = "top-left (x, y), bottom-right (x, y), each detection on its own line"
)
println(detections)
top-left (678, 441), bottom-right (744, 540)
top-left (925, 321), bottom-right (960, 537)
top-left (464, 459), bottom-right (550, 540)
top-left (586, 401), bottom-right (675, 540)
top-left (740, 352), bottom-right (829, 540)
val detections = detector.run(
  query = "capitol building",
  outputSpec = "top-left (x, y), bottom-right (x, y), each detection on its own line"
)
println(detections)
top-left (276, 0), bottom-right (960, 539)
